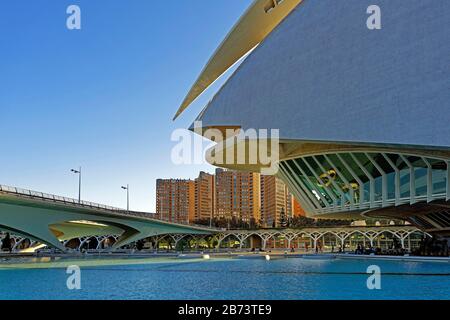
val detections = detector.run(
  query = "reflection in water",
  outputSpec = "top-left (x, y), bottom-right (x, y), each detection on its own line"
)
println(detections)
top-left (0, 257), bottom-right (449, 300)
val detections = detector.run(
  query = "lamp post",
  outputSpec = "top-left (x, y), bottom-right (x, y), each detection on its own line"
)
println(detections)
top-left (70, 167), bottom-right (82, 203)
top-left (210, 211), bottom-right (213, 229)
top-left (121, 184), bottom-right (129, 211)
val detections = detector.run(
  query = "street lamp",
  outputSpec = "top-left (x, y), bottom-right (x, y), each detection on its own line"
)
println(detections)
top-left (70, 167), bottom-right (82, 203)
top-left (209, 211), bottom-right (213, 229)
top-left (121, 184), bottom-right (129, 211)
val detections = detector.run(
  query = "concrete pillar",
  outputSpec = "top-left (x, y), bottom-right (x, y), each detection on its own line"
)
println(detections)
top-left (195, 237), bottom-right (200, 250)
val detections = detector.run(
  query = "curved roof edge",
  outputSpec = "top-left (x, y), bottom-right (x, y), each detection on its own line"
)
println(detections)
top-left (173, 0), bottom-right (303, 120)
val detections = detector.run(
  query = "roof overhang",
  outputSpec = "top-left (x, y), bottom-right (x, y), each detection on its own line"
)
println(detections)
top-left (173, 0), bottom-right (303, 120)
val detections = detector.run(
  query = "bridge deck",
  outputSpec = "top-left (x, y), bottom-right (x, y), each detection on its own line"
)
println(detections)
top-left (0, 184), bottom-right (218, 232)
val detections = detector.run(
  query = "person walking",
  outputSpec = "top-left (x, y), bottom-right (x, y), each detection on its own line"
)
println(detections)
top-left (1, 233), bottom-right (12, 253)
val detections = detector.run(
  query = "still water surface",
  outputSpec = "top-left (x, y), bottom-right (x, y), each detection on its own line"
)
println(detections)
top-left (0, 256), bottom-right (448, 300)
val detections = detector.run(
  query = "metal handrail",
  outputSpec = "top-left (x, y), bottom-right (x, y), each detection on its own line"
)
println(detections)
top-left (0, 184), bottom-right (125, 212)
top-left (0, 184), bottom-right (218, 230)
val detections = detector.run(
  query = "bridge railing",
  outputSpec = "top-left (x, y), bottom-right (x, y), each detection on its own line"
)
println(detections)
top-left (0, 184), bottom-right (125, 212)
top-left (0, 184), bottom-right (219, 230)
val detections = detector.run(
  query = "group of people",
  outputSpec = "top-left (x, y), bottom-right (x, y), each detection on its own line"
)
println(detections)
top-left (352, 245), bottom-right (382, 255)
top-left (351, 238), bottom-right (409, 256)
top-left (414, 236), bottom-right (449, 257)
top-left (329, 243), bottom-right (402, 256)
top-left (1, 233), bottom-right (12, 253)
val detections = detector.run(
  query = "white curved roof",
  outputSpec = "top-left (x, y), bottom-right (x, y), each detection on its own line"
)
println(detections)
top-left (194, 0), bottom-right (450, 149)
top-left (173, 0), bottom-right (303, 120)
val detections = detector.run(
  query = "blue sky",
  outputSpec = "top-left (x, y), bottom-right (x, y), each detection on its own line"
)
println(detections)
top-left (0, 0), bottom-right (251, 212)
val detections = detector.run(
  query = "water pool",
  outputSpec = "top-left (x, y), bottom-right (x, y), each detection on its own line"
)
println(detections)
top-left (0, 257), bottom-right (448, 300)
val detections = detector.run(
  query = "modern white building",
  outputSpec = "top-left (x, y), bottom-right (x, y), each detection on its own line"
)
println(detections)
top-left (175, 0), bottom-right (450, 238)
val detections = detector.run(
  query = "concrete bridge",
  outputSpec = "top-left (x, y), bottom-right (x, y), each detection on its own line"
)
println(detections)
top-left (0, 185), bottom-right (427, 253)
top-left (0, 185), bottom-right (215, 252)
top-left (217, 226), bottom-right (428, 251)
top-left (138, 226), bottom-right (426, 252)
top-left (3, 225), bottom-right (427, 253)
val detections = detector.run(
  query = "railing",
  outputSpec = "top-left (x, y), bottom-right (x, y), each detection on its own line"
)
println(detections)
top-left (0, 184), bottom-right (126, 212)
top-left (0, 184), bottom-right (218, 231)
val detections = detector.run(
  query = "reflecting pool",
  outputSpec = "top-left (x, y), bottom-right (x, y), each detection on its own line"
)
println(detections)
top-left (0, 256), bottom-right (449, 300)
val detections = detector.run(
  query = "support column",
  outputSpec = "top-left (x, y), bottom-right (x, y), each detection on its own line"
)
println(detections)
top-left (195, 236), bottom-right (200, 250)
top-left (171, 234), bottom-right (186, 251)
top-left (239, 235), bottom-right (244, 249)
top-left (112, 229), bottom-right (148, 251)
top-left (260, 234), bottom-right (272, 251)
top-left (216, 234), bottom-right (227, 249)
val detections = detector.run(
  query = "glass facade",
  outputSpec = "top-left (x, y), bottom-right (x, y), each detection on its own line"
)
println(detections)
top-left (280, 152), bottom-right (449, 216)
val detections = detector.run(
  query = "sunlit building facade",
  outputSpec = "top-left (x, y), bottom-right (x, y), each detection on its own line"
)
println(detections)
top-left (194, 171), bottom-right (215, 222)
top-left (156, 179), bottom-right (195, 224)
top-left (293, 198), bottom-right (306, 217)
top-left (261, 175), bottom-right (294, 227)
top-left (215, 169), bottom-right (261, 223)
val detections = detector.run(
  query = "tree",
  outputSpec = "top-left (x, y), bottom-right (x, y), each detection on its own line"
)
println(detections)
top-left (279, 208), bottom-right (288, 228)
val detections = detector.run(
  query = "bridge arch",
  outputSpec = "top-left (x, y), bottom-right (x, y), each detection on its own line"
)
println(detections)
top-left (217, 234), bottom-right (242, 249)
top-left (79, 236), bottom-right (99, 251)
top-left (12, 237), bottom-right (32, 251)
top-left (65, 238), bottom-right (81, 250)
top-left (98, 236), bottom-right (117, 249)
